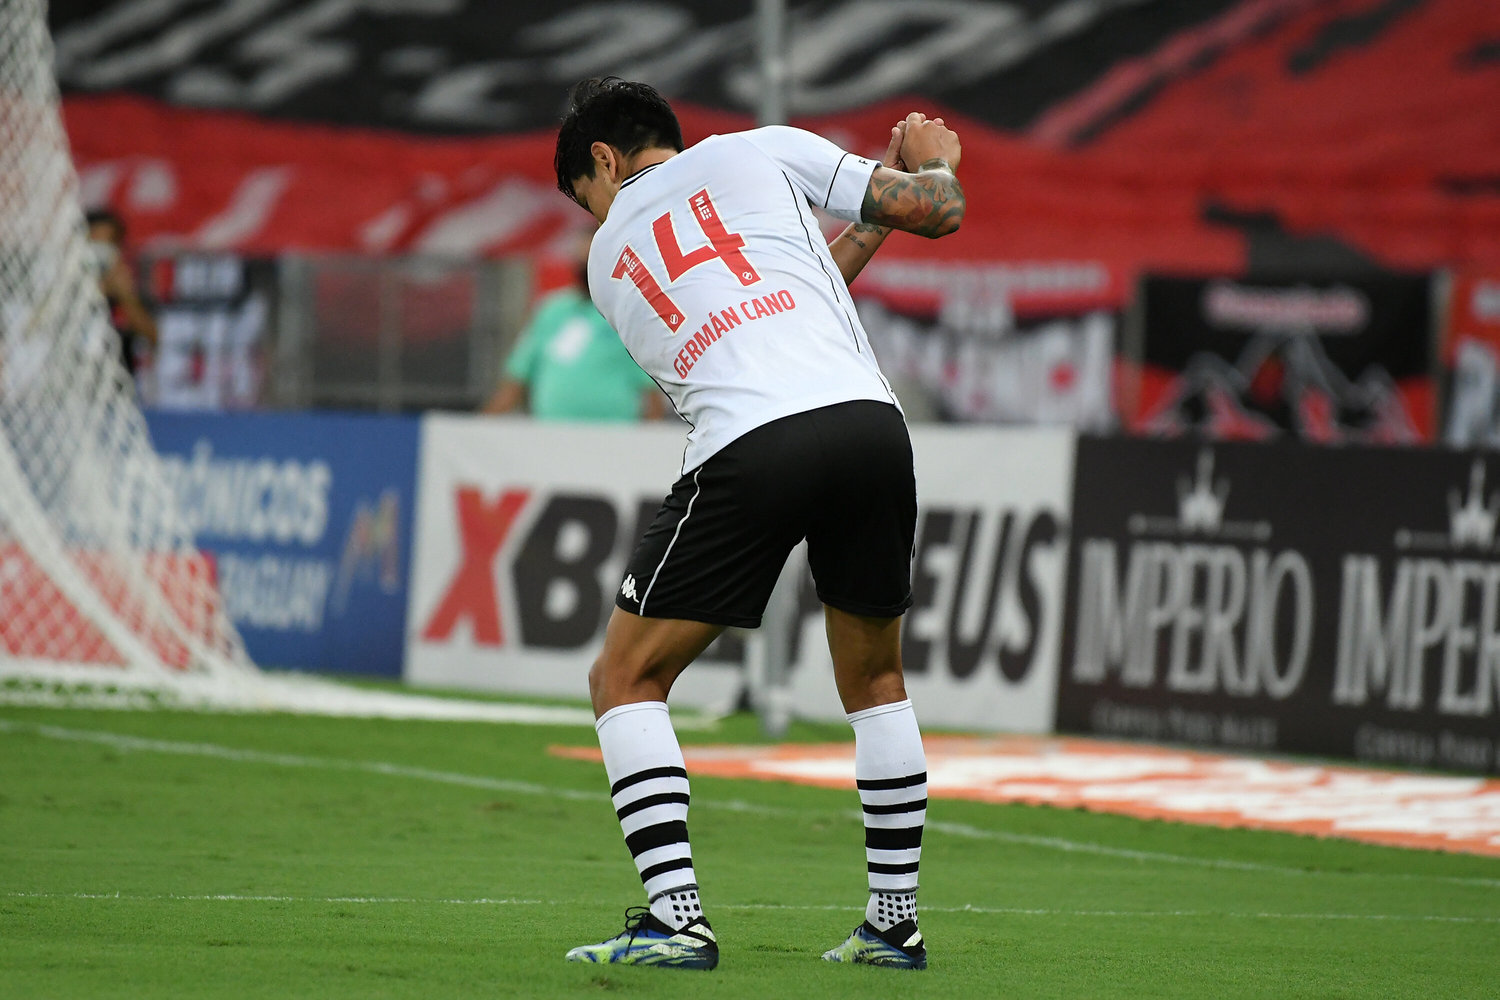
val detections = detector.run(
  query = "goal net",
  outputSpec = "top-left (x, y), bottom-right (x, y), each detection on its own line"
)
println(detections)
top-left (0, 0), bottom-right (262, 706)
top-left (0, 3), bottom-right (608, 726)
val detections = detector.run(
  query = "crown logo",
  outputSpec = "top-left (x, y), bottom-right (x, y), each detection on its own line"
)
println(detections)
top-left (1448, 460), bottom-right (1499, 550)
top-left (1177, 449), bottom-right (1229, 533)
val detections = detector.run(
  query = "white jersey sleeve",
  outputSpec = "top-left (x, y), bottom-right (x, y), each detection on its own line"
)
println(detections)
top-left (737, 125), bottom-right (880, 223)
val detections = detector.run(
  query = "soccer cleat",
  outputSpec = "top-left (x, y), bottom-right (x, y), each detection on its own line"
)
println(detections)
top-left (821, 919), bottom-right (927, 970)
top-left (565, 906), bottom-right (719, 970)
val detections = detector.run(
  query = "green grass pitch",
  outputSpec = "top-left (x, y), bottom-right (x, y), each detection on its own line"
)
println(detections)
top-left (2, 702), bottom-right (1497, 999)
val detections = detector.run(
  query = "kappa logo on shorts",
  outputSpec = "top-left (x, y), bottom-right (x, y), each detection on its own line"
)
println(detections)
top-left (620, 574), bottom-right (638, 603)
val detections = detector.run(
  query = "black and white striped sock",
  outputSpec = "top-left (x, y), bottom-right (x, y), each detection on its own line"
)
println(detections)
top-left (848, 698), bottom-right (926, 932)
top-left (596, 701), bottom-right (702, 929)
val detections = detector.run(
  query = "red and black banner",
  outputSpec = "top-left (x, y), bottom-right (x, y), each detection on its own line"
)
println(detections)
top-left (857, 295), bottom-right (1117, 428)
top-left (52, 0), bottom-right (1500, 296)
top-left (1441, 268), bottom-right (1500, 446)
top-left (49, 0), bottom-right (1245, 135)
top-left (1122, 274), bottom-right (1436, 443)
top-left (139, 253), bottom-right (277, 410)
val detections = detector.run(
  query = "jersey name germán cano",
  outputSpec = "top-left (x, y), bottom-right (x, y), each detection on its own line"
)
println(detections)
top-left (587, 126), bottom-right (902, 473)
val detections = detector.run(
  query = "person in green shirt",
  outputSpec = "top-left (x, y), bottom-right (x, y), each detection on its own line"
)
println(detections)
top-left (483, 240), bottom-right (664, 421)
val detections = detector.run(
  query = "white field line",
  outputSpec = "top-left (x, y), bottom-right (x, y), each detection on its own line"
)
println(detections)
top-left (4, 718), bottom-right (1499, 890)
top-left (4, 891), bottom-right (1497, 924)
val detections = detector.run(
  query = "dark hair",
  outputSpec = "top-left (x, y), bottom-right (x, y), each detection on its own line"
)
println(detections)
top-left (554, 77), bottom-right (683, 203)
top-left (85, 207), bottom-right (125, 243)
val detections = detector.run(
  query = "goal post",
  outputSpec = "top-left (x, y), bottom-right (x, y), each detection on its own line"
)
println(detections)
top-left (0, 0), bottom-right (259, 703)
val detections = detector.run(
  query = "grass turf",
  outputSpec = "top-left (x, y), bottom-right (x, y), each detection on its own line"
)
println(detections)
top-left (2, 703), bottom-right (1497, 999)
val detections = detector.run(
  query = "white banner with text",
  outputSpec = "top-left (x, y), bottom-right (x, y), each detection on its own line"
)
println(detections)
top-left (406, 415), bottom-right (1073, 731)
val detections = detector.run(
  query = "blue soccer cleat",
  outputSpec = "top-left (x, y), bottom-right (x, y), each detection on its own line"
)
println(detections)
top-left (565, 906), bottom-right (719, 970)
top-left (821, 919), bottom-right (927, 970)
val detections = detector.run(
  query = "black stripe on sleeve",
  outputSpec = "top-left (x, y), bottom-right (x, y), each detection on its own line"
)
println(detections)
top-left (780, 172), bottom-right (864, 354)
top-left (616, 791), bottom-right (691, 822)
top-left (611, 765), bottom-right (688, 797)
top-left (856, 771), bottom-right (928, 791)
top-left (639, 857), bottom-right (696, 883)
top-left (866, 825), bottom-right (925, 851)
top-left (867, 861), bottom-right (922, 876)
top-left (824, 152), bottom-right (849, 207)
top-left (863, 797), bottom-right (928, 816)
top-left (625, 820), bottom-right (691, 858)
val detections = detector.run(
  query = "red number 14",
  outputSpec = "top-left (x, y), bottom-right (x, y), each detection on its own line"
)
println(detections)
top-left (612, 188), bottom-right (760, 332)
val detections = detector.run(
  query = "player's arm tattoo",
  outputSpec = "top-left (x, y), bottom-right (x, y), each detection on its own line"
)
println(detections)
top-left (829, 220), bottom-right (891, 285)
top-left (861, 161), bottom-right (965, 238)
top-left (839, 221), bottom-right (890, 250)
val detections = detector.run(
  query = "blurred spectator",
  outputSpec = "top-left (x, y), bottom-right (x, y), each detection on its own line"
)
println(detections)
top-left (482, 234), bottom-right (665, 421)
top-left (86, 208), bottom-right (157, 383)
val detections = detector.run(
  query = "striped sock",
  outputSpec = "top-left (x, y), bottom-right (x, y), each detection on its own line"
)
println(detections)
top-left (848, 699), bottom-right (926, 931)
top-left (595, 701), bottom-right (702, 929)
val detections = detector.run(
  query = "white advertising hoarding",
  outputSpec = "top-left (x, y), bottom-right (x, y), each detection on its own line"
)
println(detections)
top-left (406, 415), bottom-right (1073, 731)
top-left (776, 425), bottom-right (1074, 731)
top-left (405, 415), bottom-right (745, 710)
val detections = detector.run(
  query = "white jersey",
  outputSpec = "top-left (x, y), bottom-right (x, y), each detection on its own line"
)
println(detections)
top-left (587, 126), bottom-right (900, 473)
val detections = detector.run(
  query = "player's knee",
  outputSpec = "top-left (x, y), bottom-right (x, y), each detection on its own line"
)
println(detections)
top-left (835, 664), bottom-right (908, 715)
top-left (589, 647), bottom-right (668, 711)
top-left (594, 647), bottom-right (664, 686)
top-left (587, 656), bottom-right (606, 706)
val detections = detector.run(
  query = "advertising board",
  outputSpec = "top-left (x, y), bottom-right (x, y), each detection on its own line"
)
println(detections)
top-left (778, 426), bottom-right (1074, 731)
top-left (403, 417), bottom-right (740, 706)
top-left (1059, 436), bottom-right (1500, 773)
top-left (1124, 275), bottom-right (1435, 443)
top-left (147, 410), bottom-right (419, 676)
top-left (1441, 269), bottom-right (1500, 446)
top-left (407, 417), bottom-right (1071, 731)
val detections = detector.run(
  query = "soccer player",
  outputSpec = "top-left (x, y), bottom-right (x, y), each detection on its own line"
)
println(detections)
top-left (553, 77), bottom-right (964, 972)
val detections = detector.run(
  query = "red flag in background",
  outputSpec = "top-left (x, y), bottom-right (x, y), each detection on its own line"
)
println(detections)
top-left (58, 0), bottom-right (1500, 300)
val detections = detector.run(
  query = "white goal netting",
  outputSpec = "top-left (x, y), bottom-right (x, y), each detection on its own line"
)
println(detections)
top-left (0, 0), bottom-right (264, 705)
top-left (0, 2), bottom-right (600, 725)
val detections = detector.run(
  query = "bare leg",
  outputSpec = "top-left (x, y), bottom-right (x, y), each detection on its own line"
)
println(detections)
top-left (590, 607), bottom-right (724, 716)
top-left (824, 606), bottom-right (908, 714)
top-left (821, 604), bottom-right (927, 963)
top-left (575, 607), bottom-right (725, 947)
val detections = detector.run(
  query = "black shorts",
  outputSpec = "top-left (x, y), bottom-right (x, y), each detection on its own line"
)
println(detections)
top-left (617, 400), bottom-right (916, 627)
